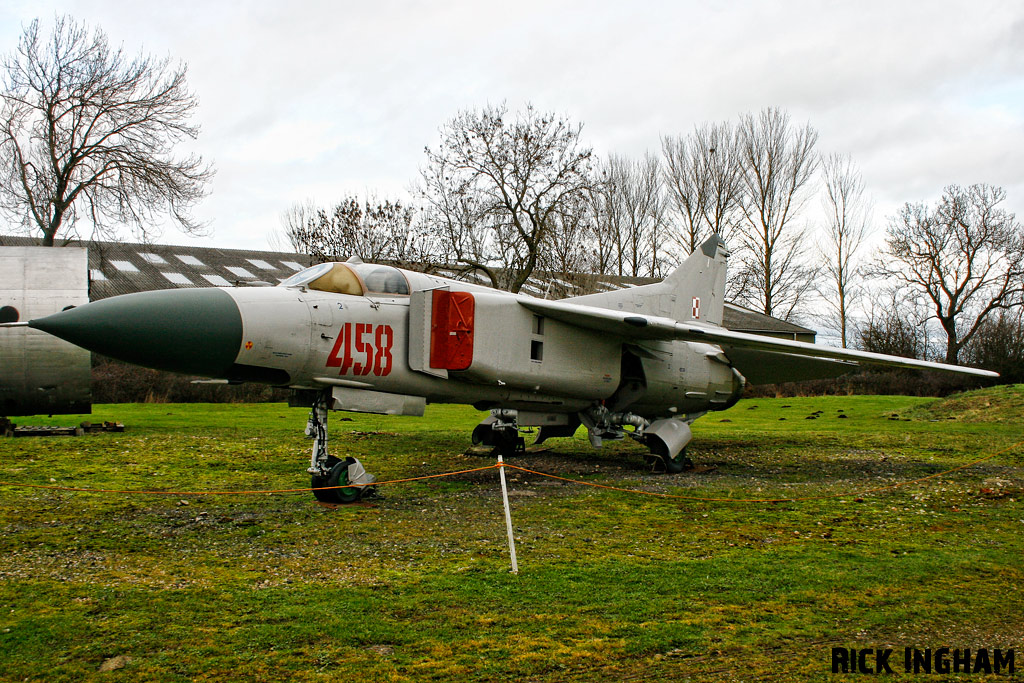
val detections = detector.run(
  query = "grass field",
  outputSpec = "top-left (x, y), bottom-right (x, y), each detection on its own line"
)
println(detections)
top-left (1, 386), bottom-right (1022, 681)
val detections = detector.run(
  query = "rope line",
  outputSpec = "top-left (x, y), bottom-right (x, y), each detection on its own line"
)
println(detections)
top-left (0, 441), bottom-right (1018, 502)
top-left (0, 465), bottom-right (500, 496)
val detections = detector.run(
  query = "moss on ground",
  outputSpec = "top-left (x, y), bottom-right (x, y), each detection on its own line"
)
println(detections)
top-left (1, 387), bottom-right (1022, 681)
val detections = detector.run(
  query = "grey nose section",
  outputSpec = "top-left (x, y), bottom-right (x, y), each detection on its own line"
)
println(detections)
top-left (29, 288), bottom-right (243, 378)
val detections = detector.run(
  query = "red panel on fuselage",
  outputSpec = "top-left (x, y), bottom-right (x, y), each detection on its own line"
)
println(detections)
top-left (429, 290), bottom-right (474, 370)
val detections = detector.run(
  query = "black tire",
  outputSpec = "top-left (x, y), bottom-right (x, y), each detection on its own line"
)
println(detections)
top-left (326, 459), bottom-right (361, 503)
top-left (663, 450), bottom-right (687, 474)
top-left (311, 455), bottom-right (344, 503)
top-left (663, 448), bottom-right (693, 474)
top-left (495, 435), bottom-right (525, 458)
top-left (647, 437), bottom-right (691, 474)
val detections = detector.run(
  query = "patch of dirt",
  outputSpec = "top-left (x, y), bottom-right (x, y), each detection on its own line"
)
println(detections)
top-left (911, 385), bottom-right (1024, 423)
top-left (99, 655), bottom-right (132, 672)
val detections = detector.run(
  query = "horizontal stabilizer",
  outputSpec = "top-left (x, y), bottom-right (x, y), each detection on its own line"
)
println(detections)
top-left (723, 348), bottom-right (857, 385)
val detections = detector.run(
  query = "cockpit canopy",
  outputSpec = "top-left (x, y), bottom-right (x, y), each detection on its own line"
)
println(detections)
top-left (277, 262), bottom-right (410, 296)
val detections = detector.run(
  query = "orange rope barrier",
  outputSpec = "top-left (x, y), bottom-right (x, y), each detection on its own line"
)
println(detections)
top-left (0, 464), bottom-right (500, 496)
top-left (0, 440), bottom-right (1018, 502)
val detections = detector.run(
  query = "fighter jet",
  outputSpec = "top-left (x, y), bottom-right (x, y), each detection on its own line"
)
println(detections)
top-left (2, 236), bottom-right (996, 502)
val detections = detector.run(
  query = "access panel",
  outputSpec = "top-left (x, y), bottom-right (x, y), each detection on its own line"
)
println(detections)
top-left (429, 290), bottom-right (474, 370)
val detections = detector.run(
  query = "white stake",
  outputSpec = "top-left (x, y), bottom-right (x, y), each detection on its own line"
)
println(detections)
top-left (497, 455), bottom-right (519, 574)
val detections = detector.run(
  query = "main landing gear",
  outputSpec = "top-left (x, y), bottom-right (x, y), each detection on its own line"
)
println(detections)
top-left (470, 406), bottom-right (697, 474)
top-left (471, 414), bottom-right (525, 458)
top-left (643, 442), bottom-right (693, 474)
top-left (306, 391), bottom-right (377, 503)
top-left (639, 416), bottom-right (695, 474)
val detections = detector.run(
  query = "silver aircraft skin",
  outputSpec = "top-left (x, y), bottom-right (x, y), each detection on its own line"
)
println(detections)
top-left (3, 236), bottom-right (997, 502)
top-left (0, 246), bottom-right (91, 416)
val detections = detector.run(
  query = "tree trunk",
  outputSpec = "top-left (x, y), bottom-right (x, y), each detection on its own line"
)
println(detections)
top-left (942, 317), bottom-right (959, 364)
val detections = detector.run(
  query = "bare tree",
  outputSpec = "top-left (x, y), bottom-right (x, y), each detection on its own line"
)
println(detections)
top-left (733, 107), bottom-right (819, 321)
top-left (818, 154), bottom-right (872, 347)
top-left (595, 153), bottom-right (666, 277)
top-left (269, 199), bottom-right (318, 258)
top-left (280, 195), bottom-right (438, 268)
top-left (960, 309), bottom-right (1024, 381)
top-left (857, 286), bottom-right (932, 359)
top-left (875, 183), bottom-right (1024, 363)
top-left (536, 191), bottom-right (597, 296)
top-left (418, 150), bottom-right (498, 285)
top-left (661, 121), bottom-right (744, 254)
top-left (365, 200), bottom-right (443, 269)
top-left (418, 103), bottom-right (593, 292)
top-left (631, 153), bottom-right (668, 278)
top-left (584, 172), bottom-right (618, 276)
top-left (0, 16), bottom-right (212, 246)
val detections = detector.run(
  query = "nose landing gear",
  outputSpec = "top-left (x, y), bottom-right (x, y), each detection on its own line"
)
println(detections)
top-left (306, 391), bottom-right (377, 503)
top-left (311, 455), bottom-right (376, 504)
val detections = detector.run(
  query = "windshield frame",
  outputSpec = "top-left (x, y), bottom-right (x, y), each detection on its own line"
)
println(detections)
top-left (277, 262), bottom-right (410, 296)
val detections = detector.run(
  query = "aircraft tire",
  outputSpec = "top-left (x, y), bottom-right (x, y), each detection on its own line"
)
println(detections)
top-left (496, 436), bottom-right (525, 458)
top-left (646, 436), bottom-right (691, 474)
top-left (663, 450), bottom-right (688, 473)
top-left (662, 449), bottom-right (690, 474)
top-left (326, 459), bottom-right (362, 503)
top-left (311, 455), bottom-right (348, 503)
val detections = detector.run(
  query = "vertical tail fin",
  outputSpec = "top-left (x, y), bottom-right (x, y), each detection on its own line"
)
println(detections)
top-left (661, 235), bottom-right (728, 326)
top-left (562, 235), bottom-right (729, 326)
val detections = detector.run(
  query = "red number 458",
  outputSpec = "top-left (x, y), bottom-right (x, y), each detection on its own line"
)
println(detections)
top-left (326, 323), bottom-right (394, 376)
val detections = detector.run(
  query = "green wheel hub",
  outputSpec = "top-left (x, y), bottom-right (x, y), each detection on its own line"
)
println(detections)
top-left (312, 456), bottom-right (363, 504)
top-left (327, 460), bottom-right (360, 504)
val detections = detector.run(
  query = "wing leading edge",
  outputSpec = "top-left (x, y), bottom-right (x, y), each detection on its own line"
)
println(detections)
top-left (517, 297), bottom-right (998, 380)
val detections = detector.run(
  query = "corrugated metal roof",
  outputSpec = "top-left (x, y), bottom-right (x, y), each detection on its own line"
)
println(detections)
top-left (724, 303), bottom-right (816, 336)
top-left (0, 234), bottom-right (815, 338)
top-left (0, 236), bottom-right (308, 300)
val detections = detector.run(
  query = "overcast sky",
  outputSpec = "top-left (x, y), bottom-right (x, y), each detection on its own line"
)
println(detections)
top-left (2, 0), bottom-right (1023, 251)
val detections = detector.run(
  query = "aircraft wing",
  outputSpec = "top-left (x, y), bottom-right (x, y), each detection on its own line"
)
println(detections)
top-left (517, 298), bottom-right (999, 379)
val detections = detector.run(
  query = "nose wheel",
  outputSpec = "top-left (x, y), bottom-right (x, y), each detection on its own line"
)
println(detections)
top-left (311, 456), bottom-right (372, 504)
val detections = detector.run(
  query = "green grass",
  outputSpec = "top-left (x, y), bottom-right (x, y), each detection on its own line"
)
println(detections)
top-left (1, 387), bottom-right (1023, 681)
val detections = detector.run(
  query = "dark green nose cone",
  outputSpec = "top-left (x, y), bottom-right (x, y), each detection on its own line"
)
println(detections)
top-left (29, 288), bottom-right (242, 378)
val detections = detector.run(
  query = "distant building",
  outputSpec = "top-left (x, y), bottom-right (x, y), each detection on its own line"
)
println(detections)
top-left (0, 235), bottom-right (815, 342)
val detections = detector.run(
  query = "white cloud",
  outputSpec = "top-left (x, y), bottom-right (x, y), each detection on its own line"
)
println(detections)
top-left (4, 0), bottom-right (1023, 248)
